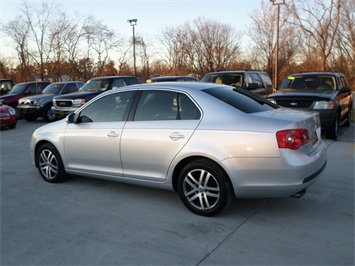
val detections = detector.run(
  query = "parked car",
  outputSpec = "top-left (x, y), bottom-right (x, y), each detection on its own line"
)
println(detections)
top-left (0, 79), bottom-right (14, 95)
top-left (200, 70), bottom-right (274, 97)
top-left (52, 76), bottom-right (139, 119)
top-left (0, 81), bottom-right (50, 117)
top-left (31, 82), bottom-right (327, 216)
top-left (146, 76), bottom-right (198, 83)
top-left (0, 102), bottom-right (17, 129)
top-left (267, 71), bottom-right (353, 140)
top-left (17, 81), bottom-right (84, 122)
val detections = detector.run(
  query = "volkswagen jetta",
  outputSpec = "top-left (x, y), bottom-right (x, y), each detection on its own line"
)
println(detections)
top-left (30, 82), bottom-right (327, 216)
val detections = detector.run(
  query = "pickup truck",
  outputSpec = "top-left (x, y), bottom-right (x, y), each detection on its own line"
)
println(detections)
top-left (52, 76), bottom-right (140, 119)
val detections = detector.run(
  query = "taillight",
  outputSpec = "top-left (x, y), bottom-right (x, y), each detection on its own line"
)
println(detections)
top-left (276, 129), bottom-right (309, 150)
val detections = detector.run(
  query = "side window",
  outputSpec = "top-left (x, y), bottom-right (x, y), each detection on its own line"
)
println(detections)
top-left (251, 73), bottom-right (263, 88)
top-left (339, 76), bottom-right (348, 90)
top-left (134, 90), bottom-right (178, 121)
top-left (259, 73), bottom-right (273, 89)
top-left (178, 94), bottom-right (201, 120)
top-left (78, 91), bottom-right (135, 123)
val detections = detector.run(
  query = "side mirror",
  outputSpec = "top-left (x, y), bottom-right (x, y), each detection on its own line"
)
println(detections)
top-left (340, 87), bottom-right (351, 93)
top-left (66, 112), bottom-right (78, 124)
top-left (246, 82), bottom-right (258, 89)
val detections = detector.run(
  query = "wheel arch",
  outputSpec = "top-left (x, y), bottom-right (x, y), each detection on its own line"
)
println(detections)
top-left (34, 140), bottom-right (58, 167)
top-left (171, 155), bottom-right (234, 194)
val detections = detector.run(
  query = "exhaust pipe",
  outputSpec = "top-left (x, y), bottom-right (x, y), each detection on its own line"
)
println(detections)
top-left (291, 189), bottom-right (306, 199)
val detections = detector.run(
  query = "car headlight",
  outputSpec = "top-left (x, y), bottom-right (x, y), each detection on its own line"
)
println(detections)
top-left (8, 107), bottom-right (16, 115)
top-left (268, 98), bottom-right (277, 104)
top-left (313, 101), bottom-right (334, 109)
top-left (72, 98), bottom-right (86, 107)
top-left (30, 100), bottom-right (40, 106)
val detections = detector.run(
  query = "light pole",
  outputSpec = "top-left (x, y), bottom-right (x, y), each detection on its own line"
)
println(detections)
top-left (270, 0), bottom-right (285, 89)
top-left (127, 19), bottom-right (138, 76)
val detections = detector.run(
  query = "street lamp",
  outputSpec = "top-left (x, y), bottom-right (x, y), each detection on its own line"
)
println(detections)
top-left (127, 19), bottom-right (138, 76)
top-left (270, 0), bottom-right (285, 89)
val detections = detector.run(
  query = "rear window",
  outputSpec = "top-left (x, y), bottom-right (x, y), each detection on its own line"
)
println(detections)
top-left (203, 87), bottom-right (275, 113)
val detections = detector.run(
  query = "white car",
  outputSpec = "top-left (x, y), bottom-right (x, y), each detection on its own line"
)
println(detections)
top-left (30, 82), bottom-right (327, 216)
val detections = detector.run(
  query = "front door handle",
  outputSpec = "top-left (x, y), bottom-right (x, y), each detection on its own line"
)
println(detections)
top-left (169, 132), bottom-right (185, 141)
top-left (107, 131), bottom-right (119, 138)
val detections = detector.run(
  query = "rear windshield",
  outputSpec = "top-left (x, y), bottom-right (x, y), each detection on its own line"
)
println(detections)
top-left (203, 86), bottom-right (276, 113)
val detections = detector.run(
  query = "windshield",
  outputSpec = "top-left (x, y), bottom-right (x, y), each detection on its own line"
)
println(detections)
top-left (201, 74), bottom-right (243, 87)
top-left (279, 75), bottom-right (336, 91)
top-left (79, 79), bottom-right (112, 92)
top-left (42, 83), bottom-right (64, 94)
top-left (9, 84), bottom-right (27, 94)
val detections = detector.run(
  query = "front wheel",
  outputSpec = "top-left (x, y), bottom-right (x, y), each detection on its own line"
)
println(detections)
top-left (42, 104), bottom-right (56, 122)
top-left (178, 159), bottom-right (233, 216)
top-left (326, 116), bottom-right (339, 140)
top-left (36, 143), bottom-right (66, 183)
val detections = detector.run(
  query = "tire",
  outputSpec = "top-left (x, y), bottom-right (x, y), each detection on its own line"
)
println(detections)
top-left (326, 116), bottom-right (339, 140)
top-left (23, 114), bottom-right (38, 121)
top-left (36, 143), bottom-right (66, 183)
top-left (178, 159), bottom-right (233, 216)
top-left (42, 104), bottom-right (56, 122)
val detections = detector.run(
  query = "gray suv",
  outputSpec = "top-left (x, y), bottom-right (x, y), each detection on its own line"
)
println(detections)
top-left (200, 70), bottom-right (274, 97)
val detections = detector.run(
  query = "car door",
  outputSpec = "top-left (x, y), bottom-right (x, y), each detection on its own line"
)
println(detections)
top-left (120, 90), bottom-right (201, 181)
top-left (64, 90), bottom-right (136, 176)
top-left (337, 76), bottom-right (352, 119)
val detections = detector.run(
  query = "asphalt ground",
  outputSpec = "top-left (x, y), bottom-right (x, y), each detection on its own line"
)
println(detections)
top-left (0, 119), bottom-right (354, 265)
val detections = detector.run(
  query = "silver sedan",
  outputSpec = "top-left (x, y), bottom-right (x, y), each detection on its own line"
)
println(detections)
top-left (30, 82), bottom-right (327, 216)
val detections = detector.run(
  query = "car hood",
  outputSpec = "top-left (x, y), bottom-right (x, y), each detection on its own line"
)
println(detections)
top-left (54, 91), bottom-right (100, 100)
top-left (268, 90), bottom-right (337, 100)
top-left (21, 94), bottom-right (56, 102)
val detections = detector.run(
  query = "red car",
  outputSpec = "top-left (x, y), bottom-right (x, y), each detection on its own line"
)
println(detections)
top-left (0, 102), bottom-right (17, 129)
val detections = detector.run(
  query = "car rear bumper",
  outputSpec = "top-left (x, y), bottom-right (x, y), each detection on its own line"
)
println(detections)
top-left (223, 141), bottom-right (327, 198)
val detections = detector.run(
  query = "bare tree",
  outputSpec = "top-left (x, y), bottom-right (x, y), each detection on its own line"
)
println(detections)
top-left (3, 17), bottom-right (31, 80)
top-left (21, 1), bottom-right (60, 80)
top-left (288, 0), bottom-right (341, 71)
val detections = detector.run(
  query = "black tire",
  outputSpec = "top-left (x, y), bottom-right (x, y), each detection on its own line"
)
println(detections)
top-left (23, 114), bottom-right (38, 121)
top-left (36, 143), bottom-right (66, 183)
top-left (326, 116), bottom-right (339, 140)
top-left (42, 104), bottom-right (56, 122)
top-left (178, 159), bottom-right (233, 216)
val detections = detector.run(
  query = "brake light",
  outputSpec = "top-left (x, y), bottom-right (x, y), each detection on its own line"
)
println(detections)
top-left (276, 129), bottom-right (309, 150)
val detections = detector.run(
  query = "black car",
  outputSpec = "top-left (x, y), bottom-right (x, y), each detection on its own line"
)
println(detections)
top-left (200, 70), bottom-right (274, 97)
top-left (0, 81), bottom-right (51, 118)
top-left (52, 76), bottom-right (140, 119)
top-left (17, 81), bottom-right (84, 122)
top-left (267, 71), bottom-right (353, 140)
top-left (146, 76), bottom-right (198, 83)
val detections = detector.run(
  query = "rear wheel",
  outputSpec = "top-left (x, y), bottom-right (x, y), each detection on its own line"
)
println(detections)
top-left (178, 159), bottom-right (233, 216)
top-left (36, 143), bottom-right (66, 183)
top-left (326, 116), bottom-right (339, 140)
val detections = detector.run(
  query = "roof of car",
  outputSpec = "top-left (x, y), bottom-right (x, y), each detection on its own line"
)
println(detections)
top-left (291, 71), bottom-right (343, 76)
top-left (127, 81), bottom-right (224, 92)
top-left (90, 76), bottom-right (137, 80)
top-left (205, 70), bottom-right (267, 74)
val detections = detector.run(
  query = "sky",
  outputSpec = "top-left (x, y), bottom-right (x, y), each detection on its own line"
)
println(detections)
top-left (0, 0), bottom-right (264, 58)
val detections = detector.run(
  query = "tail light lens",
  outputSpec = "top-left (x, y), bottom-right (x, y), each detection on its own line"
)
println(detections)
top-left (276, 129), bottom-right (309, 150)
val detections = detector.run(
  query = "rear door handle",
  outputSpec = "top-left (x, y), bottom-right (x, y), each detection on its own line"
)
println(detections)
top-left (169, 132), bottom-right (185, 141)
